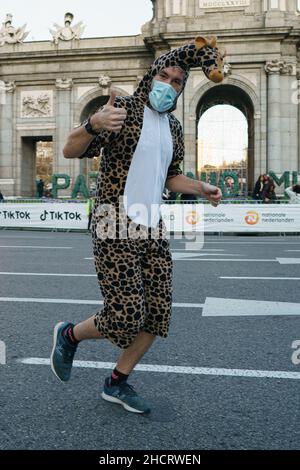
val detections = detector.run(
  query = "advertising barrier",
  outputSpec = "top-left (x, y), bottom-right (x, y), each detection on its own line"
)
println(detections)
top-left (0, 203), bottom-right (300, 232)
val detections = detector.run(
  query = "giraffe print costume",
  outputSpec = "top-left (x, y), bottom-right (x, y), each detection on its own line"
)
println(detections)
top-left (79, 37), bottom-right (225, 349)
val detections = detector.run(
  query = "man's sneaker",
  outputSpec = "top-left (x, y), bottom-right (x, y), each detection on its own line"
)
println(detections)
top-left (101, 378), bottom-right (151, 414)
top-left (50, 322), bottom-right (77, 382)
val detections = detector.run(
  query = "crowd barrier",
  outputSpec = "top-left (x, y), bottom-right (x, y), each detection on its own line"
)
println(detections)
top-left (0, 201), bottom-right (299, 232)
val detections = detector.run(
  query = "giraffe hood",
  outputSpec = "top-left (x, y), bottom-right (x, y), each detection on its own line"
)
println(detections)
top-left (134, 36), bottom-right (226, 109)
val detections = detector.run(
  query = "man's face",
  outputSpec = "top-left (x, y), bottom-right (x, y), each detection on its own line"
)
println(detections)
top-left (153, 67), bottom-right (185, 93)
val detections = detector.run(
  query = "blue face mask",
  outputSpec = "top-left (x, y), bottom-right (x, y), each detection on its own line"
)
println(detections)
top-left (149, 80), bottom-right (178, 113)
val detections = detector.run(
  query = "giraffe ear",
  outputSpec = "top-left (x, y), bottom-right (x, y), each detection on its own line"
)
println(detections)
top-left (195, 36), bottom-right (208, 50)
top-left (208, 36), bottom-right (218, 48)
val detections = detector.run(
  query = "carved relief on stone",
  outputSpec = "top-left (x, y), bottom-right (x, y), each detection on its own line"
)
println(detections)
top-left (281, 63), bottom-right (296, 76)
top-left (21, 91), bottom-right (53, 118)
top-left (265, 59), bottom-right (295, 76)
top-left (264, 59), bottom-right (284, 74)
top-left (4, 81), bottom-right (16, 93)
top-left (50, 12), bottom-right (85, 45)
top-left (56, 78), bottom-right (73, 90)
top-left (0, 14), bottom-right (29, 46)
top-left (98, 75), bottom-right (112, 88)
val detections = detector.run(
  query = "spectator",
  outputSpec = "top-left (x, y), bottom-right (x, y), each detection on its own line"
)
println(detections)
top-left (262, 182), bottom-right (277, 203)
top-left (252, 175), bottom-right (264, 200)
top-left (0, 189), bottom-right (4, 202)
top-left (285, 185), bottom-right (300, 204)
top-left (37, 179), bottom-right (44, 198)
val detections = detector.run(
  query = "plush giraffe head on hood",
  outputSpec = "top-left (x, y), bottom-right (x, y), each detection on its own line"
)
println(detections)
top-left (134, 36), bottom-right (226, 111)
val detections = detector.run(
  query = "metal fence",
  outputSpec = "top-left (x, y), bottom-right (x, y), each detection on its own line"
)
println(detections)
top-left (0, 197), bottom-right (291, 205)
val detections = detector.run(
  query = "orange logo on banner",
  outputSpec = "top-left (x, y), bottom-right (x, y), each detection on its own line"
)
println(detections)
top-left (185, 211), bottom-right (200, 225)
top-left (245, 210), bottom-right (260, 225)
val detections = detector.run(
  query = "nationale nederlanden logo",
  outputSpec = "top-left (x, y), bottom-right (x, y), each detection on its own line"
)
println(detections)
top-left (185, 211), bottom-right (200, 225)
top-left (245, 210), bottom-right (260, 225)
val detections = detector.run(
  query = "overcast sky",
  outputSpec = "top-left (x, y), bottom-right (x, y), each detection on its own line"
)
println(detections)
top-left (0, 0), bottom-right (153, 41)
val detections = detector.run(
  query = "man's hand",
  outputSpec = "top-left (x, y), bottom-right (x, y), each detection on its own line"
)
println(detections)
top-left (90, 90), bottom-right (127, 133)
top-left (201, 182), bottom-right (222, 207)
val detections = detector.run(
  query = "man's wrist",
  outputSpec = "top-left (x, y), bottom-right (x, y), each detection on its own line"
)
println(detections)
top-left (197, 181), bottom-right (205, 197)
top-left (89, 115), bottom-right (102, 133)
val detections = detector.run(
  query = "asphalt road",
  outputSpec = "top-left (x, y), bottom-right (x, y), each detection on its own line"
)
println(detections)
top-left (0, 230), bottom-right (300, 450)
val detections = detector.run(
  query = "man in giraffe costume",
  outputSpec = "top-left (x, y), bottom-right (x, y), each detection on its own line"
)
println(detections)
top-left (51, 36), bottom-right (224, 414)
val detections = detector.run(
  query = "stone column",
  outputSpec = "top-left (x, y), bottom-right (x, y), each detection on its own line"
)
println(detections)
top-left (265, 60), bottom-right (284, 173)
top-left (55, 78), bottom-right (78, 196)
top-left (0, 81), bottom-right (15, 196)
top-left (281, 62), bottom-right (297, 174)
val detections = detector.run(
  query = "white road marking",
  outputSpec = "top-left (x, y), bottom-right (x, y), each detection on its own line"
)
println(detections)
top-left (0, 297), bottom-right (103, 305)
top-left (0, 235), bottom-right (55, 239)
top-left (221, 276), bottom-right (300, 281)
top-left (277, 258), bottom-right (300, 264)
top-left (172, 249), bottom-right (225, 251)
top-left (0, 297), bottom-right (204, 308)
top-left (0, 272), bottom-right (95, 277)
top-left (202, 241), bottom-right (300, 245)
top-left (171, 252), bottom-right (243, 260)
top-left (173, 258), bottom-right (276, 262)
top-left (0, 245), bottom-right (72, 249)
top-left (285, 250), bottom-right (300, 252)
top-left (18, 357), bottom-right (300, 380)
top-left (202, 297), bottom-right (300, 317)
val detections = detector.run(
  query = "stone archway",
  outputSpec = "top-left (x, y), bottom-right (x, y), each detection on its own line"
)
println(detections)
top-left (196, 84), bottom-right (255, 193)
top-left (80, 95), bottom-right (110, 123)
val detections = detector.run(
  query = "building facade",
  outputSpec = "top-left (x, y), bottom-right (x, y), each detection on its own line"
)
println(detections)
top-left (0, 0), bottom-right (300, 197)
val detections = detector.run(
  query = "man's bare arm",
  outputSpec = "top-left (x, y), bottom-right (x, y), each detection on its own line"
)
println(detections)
top-left (63, 90), bottom-right (127, 159)
top-left (166, 174), bottom-right (222, 206)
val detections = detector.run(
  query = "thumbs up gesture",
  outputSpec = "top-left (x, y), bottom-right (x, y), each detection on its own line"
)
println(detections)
top-left (90, 89), bottom-right (127, 133)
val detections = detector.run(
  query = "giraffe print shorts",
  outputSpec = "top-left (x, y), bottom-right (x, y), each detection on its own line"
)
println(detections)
top-left (91, 218), bottom-right (173, 349)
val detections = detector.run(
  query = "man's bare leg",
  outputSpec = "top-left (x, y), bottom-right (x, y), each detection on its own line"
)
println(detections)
top-left (73, 315), bottom-right (104, 341)
top-left (116, 331), bottom-right (156, 375)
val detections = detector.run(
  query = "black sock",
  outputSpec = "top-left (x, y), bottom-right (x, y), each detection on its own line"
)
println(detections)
top-left (63, 325), bottom-right (79, 346)
top-left (109, 368), bottom-right (129, 386)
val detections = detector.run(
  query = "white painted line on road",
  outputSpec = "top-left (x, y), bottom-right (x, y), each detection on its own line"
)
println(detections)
top-left (0, 297), bottom-right (103, 305)
top-left (277, 258), bottom-right (300, 264)
top-left (0, 245), bottom-right (72, 249)
top-left (220, 276), bottom-right (300, 281)
top-left (0, 236), bottom-right (55, 239)
top-left (0, 297), bottom-right (204, 308)
top-left (285, 250), bottom-right (300, 252)
top-left (173, 258), bottom-right (276, 262)
top-left (172, 252), bottom-right (244, 260)
top-left (203, 241), bottom-right (300, 245)
top-left (0, 272), bottom-right (95, 277)
top-left (172, 249), bottom-right (225, 251)
top-left (202, 297), bottom-right (300, 317)
top-left (18, 357), bottom-right (300, 380)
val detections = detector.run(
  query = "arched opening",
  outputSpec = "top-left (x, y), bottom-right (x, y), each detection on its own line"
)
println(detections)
top-left (80, 95), bottom-right (110, 123)
top-left (196, 84), bottom-right (255, 196)
top-left (79, 95), bottom-right (110, 187)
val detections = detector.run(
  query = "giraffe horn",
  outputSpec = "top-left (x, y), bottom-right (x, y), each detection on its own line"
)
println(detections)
top-left (195, 36), bottom-right (208, 50)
